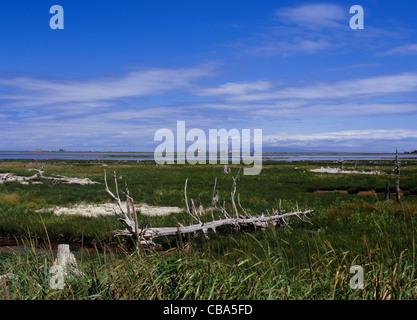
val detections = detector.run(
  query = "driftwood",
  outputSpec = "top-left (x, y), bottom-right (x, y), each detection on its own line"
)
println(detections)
top-left (223, 165), bottom-right (231, 174)
top-left (104, 170), bottom-right (313, 246)
top-left (0, 170), bottom-right (98, 185)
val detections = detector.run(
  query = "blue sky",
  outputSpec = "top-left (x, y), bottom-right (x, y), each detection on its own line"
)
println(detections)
top-left (0, 0), bottom-right (416, 152)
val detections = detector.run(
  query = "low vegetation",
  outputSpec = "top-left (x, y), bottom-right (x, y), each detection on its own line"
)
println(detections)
top-left (0, 159), bottom-right (416, 299)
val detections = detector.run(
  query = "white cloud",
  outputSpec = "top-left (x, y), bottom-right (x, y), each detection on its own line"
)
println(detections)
top-left (263, 129), bottom-right (417, 151)
top-left (235, 3), bottom-right (408, 59)
top-left (225, 73), bottom-right (417, 102)
top-left (195, 81), bottom-right (272, 96)
top-left (0, 64), bottom-right (215, 107)
top-left (242, 103), bottom-right (417, 119)
top-left (267, 129), bottom-right (417, 141)
top-left (275, 3), bottom-right (346, 29)
top-left (384, 43), bottom-right (417, 56)
top-left (247, 38), bottom-right (334, 57)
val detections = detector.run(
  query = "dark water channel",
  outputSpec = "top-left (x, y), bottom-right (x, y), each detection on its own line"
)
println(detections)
top-left (0, 238), bottom-right (123, 256)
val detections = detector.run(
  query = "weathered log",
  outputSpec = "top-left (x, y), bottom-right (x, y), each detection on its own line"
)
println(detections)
top-left (105, 170), bottom-right (313, 246)
top-left (0, 170), bottom-right (98, 185)
top-left (114, 210), bottom-right (313, 245)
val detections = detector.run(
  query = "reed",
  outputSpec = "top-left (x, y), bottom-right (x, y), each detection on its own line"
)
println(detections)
top-left (0, 159), bottom-right (416, 299)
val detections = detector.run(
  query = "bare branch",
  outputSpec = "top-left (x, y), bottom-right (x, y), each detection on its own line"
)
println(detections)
top-left (210, 177), bottom-right (218, 221)
top-left (395, 148), bottom-right (401, 201)
top-left (105, 170), bottom-right (314, 246)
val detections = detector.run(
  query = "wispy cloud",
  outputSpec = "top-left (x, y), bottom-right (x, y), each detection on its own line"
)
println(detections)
top-left (246, 37), bottom-right (334, 57)
top-left (275, 3), bottom-right (347, 29)
top-left (263, 129), bottom-right (417, 151)
top-left (211, 73), bottom-right (417, 102)
top-left (1, 1), bottom-right (416, 153)
top-left (195, 81), bottom-right (272, 97)
top-left (191, 71), bottom-right (417, 127)
top-left (384, 43), bottom-right (417, 56)
top-left (0, 64), bottom-right (216, 108)
top-left (232, 3), bottom-right (412, 59)
top-left (239, 103), bottom-right (417, 119)
top-left (0, 64), bottom-right (221, 150)
top-left (265, 129), bottom-right (417, 142)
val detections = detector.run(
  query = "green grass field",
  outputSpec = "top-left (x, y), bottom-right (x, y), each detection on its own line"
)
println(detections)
top-left (0, 158), bottom-right (416, 299)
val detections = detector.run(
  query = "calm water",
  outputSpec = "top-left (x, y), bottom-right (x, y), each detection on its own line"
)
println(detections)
top-left (0, 152), bottom-right (154, 161)
top-left (1, 151), bottom-right (417, 162)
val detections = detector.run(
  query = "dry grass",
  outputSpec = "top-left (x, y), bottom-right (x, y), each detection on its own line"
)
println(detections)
top-left (0, 193), bottom-right (21, 205)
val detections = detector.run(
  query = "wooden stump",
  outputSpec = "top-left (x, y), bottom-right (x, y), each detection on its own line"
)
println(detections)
top-left (49, 244), bottom-right (83, 289)
top-left (55, 244), bottom-right (78, 267)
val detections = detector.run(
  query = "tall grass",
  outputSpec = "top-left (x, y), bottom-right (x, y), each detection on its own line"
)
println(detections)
top-left (1, 223), bottom-right (416, 300)
top-left (1, 159), bottom-right (417, 299)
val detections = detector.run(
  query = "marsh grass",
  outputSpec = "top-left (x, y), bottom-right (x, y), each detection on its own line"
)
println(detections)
top-left (1, 159), bottom-right (417, 299)
top-left (1, 222), bottom-right (416, 300)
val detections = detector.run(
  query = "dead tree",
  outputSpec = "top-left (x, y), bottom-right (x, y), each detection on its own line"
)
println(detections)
top-left (395, 148), bottom-right (401, 201)
top-left (385, 182), bottom-right (390, 201)
top-left (104, 170), bottom-right (313, 247)
top-left (104, 170), bottom-right (139, 242)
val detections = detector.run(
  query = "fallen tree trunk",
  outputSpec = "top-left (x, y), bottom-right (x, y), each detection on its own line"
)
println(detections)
top-left (105, 170), bottom-right (313, 246)
top-left (0, 170), bottom-right (98, 185)
top-left (114, 209), bottom-right (313, 245)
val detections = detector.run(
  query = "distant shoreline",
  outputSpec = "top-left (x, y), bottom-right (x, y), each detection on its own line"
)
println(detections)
top-left (0, 150), bottom-right (154, 154)
top-left (0, 150), bottom-right (412, 155)
top-left (1, 150), bottom-right (417, 162)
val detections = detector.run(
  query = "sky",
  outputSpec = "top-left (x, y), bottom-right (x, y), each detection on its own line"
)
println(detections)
top-left (0, 0), bottom-right (416, 152)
